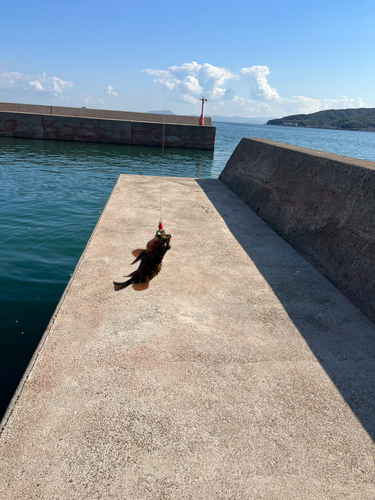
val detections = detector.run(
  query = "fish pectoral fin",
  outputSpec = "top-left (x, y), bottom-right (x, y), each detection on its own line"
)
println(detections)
top-left (125, 271), bottom-right (137, 278)
top-left (130, 249), bottom-right (146, 265)
top-left (131, 248), bottom-right (144, 258)
top-left (132, 282), bottom-right (149, 291)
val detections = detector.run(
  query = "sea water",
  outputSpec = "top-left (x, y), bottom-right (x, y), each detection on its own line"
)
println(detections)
top-left (1, 122), bottom-right (374, 418)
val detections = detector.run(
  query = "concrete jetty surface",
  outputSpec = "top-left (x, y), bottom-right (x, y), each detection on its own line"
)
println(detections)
top-left (1, 175), bottom-right (375, 499)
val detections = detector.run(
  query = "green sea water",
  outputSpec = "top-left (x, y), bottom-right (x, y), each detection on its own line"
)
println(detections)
top-left (1, 122), bottom-right (374, 419)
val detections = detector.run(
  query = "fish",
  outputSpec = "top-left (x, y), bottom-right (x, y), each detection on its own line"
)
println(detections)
top-left (113, 228), bottom-right (171, 291)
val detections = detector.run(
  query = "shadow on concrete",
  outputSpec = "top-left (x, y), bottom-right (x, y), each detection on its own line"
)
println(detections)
top-left (196, 178), bottom-right (375, 443)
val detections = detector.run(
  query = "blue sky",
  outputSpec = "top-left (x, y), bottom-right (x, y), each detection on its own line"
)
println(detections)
top-left (1, 0), bottom-right (374, 118)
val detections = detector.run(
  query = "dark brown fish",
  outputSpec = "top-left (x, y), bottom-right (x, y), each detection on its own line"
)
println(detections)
top-left (113, 229), bottom-right (171, 291)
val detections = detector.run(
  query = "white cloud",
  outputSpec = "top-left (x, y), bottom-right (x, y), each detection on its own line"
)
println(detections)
top-left (144, 69), bottom-right (180, 91)
top-left (184, 75), bottom-right (202, 95)
top-left (280, 95), bottom-right (366, 116)
top-left (240, 66), bottom-right (280, 101)
top-left (79, 94), bottom-right (106, 107)
top-left (29, 80), bottom-right (45, 91)
top-left (1, 70), bottom-right (73, 96)
top-left (143, 61), bottom-right (238, 103)
top-left (182, 94), bottom-right (199, 105)
top-left (106, 85), bottom-right (118, 97)
top-left (143, 61), bottom-right (365, 118)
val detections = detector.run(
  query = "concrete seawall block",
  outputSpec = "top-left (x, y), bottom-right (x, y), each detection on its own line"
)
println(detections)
top-left (0, 103), bottom-right (215, 149)
top-left (0, 102), bottom-right (212, 127)
top-left (43, 115), bottom-right (133, 144)
top-left (220, 137), bottom-right (375, 321)
top-left (0, 111), bottom-right (44, 139)
top-left (131, 122), bottom-right (216, 149)
top-left (131, 120), bottom-right (165, 146)
top-left (0, 102), bottom-right (52, 114)
top-left (163, 123), bottom-right (216, 149)
top-left (51, 106), bottom-right (135, 121)
top-left (134, 112), bottom-right (166, 123)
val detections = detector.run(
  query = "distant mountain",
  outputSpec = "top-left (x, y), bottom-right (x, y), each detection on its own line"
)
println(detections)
top-left (211, 115), bottom-right (272, 125)
top-left (267, 108), bottom-right (375, 131)
top-left (147, 110), bottom-right (175, 115)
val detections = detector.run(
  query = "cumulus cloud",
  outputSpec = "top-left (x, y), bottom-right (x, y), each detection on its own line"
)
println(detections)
top-left (240, 66), bottom-right (280, 101)
top-left (143, 61), bottom-right (238, 105)
top-left (1, 70), bottom-right (73, 96)
top-left (29, 80), bottom-right (45, 91)
top-left (106, 85), bottom-right (118, 97)
top-left (143, 61), bottom-right (365, 117)
top-left (279, 95), bottom-right (366, 116)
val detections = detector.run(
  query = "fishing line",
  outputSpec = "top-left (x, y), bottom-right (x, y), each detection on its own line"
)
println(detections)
top-left (159, 89), bottom-right (166, 227)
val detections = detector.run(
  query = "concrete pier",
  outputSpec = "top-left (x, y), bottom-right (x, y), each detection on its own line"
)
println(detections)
top-left (1, 175), bottom-right (375, 499)
top-left (0, 102), bottom-right (215, 150)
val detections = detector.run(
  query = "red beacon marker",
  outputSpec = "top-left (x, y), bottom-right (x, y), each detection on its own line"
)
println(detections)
top-left (199, 96), bottom-right (207, 126)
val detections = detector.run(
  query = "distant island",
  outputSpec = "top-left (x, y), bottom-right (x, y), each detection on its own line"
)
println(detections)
top-left (267, 108), bottom-right (375, 132)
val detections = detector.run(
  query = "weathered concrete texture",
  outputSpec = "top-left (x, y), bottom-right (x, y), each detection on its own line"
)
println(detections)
top-left (0, 102), bottom-right (52, 115)
top-left (0, 101), bottom-right (212, 126)
top-left (1, 176), bottom-right (375, 499)
top-left (43, 115), bottom-right (133, 144)
top-left (132, 122), bottom-right (216, 149)
top-left (0, 111), bottom-right (215, 150)
top-left (0, 111), bottom-right (44, 139)
top-left (220, 138), bottom-right (375, 322)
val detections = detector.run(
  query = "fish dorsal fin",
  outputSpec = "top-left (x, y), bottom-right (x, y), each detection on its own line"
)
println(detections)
top-left (125, 270), bottom-right (137, 278)
top-left (132, 248), bottom-right (144, 258)
top-left (132, 282), bottom-right (149, 291)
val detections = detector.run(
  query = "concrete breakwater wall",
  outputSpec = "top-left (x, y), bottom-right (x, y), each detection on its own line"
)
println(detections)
top-left (220, 138), bottom-right (375, 321)
top-left (0, 102), bottom-right (215, 149)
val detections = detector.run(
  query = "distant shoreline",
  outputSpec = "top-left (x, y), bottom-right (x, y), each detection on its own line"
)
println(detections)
top-left (267, 123), bottom-right (375, 133)
top-left (212, 120), bottom-right (375, 132)
top-left (267, 107), bottom-right (375, 133)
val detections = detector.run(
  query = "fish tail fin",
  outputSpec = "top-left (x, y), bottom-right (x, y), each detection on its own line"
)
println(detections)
top-left (113, 280), bottom-right (132, 291)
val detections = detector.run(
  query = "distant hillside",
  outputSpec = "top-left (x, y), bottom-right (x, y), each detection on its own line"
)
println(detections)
top-left (267, 108), bottom-right (375, 131)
